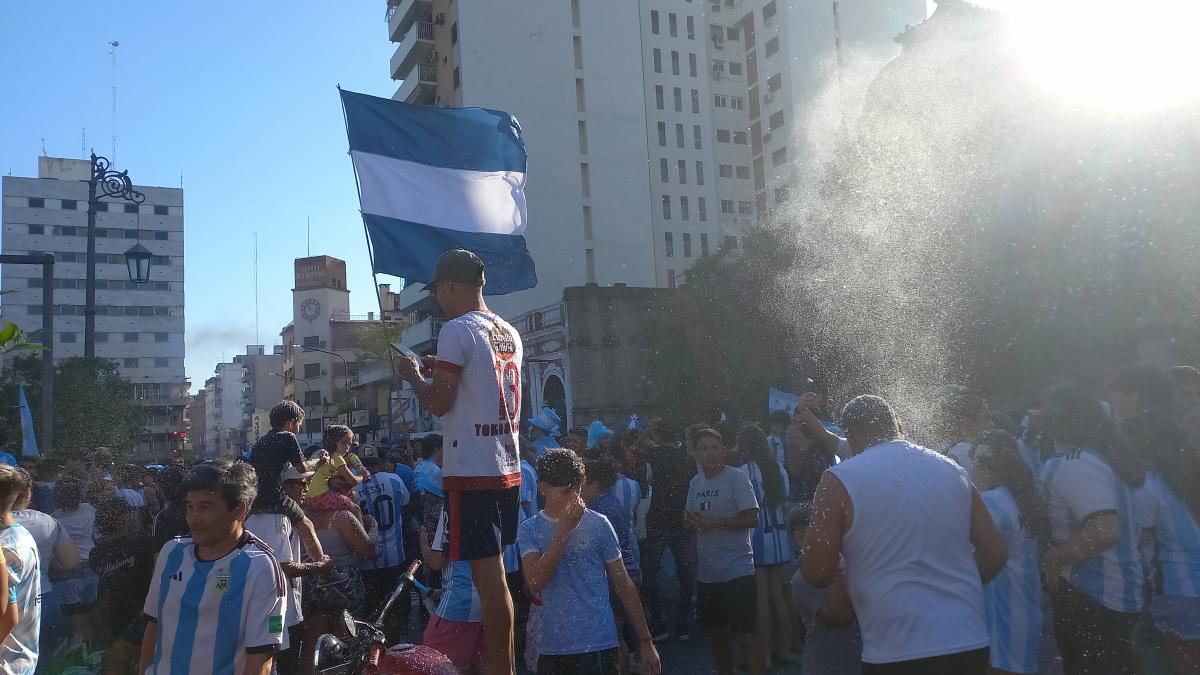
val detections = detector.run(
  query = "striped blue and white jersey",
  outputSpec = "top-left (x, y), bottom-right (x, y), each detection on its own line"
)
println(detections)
top-left (981, 486), bottom-right (1042, 674)
top-left (354, 473), bottom-right (411, 570)
top-left (143, 534), bottom-right (286, 675)
top-left (1, 524), bottom-right (41, 675)
top-left (502, 459), bottom-right (540, 573)
top-left (767, 434), bottom-right (788, 468)
top-left (613, 475), bottom-right (642, 569)
top-left (432, 508), bottom-right (482, 622)
top-left (1039, 447), bottom-right (1144, 612)
top-left (740, 461), bottom-right (792, 567)
top-left (1140, 472), bottom-right (1200, 598)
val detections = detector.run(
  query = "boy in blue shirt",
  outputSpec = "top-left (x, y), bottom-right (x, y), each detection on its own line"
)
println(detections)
top-left (519, 449), bottom-right (661, 675)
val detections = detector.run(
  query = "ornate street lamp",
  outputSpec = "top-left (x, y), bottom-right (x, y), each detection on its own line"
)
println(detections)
top-left (86, 152), bottom-right (146, 358)
top-left (124, 243), bottom-right (152, 284)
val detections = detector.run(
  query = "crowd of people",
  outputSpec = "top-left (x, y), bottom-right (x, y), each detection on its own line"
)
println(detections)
top-left (0, 249), bottom-right (1197, 675)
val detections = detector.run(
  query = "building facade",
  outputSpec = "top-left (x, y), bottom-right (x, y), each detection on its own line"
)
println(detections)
top-left (1, 155), bottom-right (188, 458)
top-left (234, 344), bottom-right (284, 446)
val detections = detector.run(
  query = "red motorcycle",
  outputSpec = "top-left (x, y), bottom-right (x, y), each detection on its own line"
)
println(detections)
top-left (313, 561), bottom-right (460, 675)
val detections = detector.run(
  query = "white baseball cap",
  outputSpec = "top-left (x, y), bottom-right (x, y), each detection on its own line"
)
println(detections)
top-left (281, 465), bottom-right (315, 483)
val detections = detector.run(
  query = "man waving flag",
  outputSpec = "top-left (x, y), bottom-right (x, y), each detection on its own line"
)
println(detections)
top-left (340, 88), bottom-right (536, 294)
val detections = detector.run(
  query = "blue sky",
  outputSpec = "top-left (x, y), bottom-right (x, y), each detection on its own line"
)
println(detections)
top-left (0, 2), bottom-right (397, 390)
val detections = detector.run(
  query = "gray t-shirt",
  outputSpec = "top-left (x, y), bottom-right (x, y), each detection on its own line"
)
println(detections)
top-left (791, 568), bottom-right (863, 675)
top-left (13, 509), bottom-right (65, 595)
top-left (685, 466), bottom-right (758, 583)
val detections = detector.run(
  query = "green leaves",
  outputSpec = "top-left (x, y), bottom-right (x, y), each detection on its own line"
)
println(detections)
top-left (0, 322), bottom-right (45, 354)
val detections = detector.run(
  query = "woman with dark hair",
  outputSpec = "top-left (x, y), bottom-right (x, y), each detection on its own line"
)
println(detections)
top-left (737, 424), bottom-right (796, 668)
top-left (305, 425), bottom-right (369, 514)
top-left (965, 430), bottom-right (1047, 675)
top-left (1121, 410), bottom-right (1200, 674)
top-left (1037, 383), bottom-right (1145, 675)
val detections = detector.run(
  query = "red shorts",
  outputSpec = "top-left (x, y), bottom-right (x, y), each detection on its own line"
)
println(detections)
top-left (423, 614), bottom-right (486, 673)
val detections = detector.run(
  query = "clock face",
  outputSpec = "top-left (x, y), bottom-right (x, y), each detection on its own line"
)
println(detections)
top-left (300, 298), bottom-right (321, 322)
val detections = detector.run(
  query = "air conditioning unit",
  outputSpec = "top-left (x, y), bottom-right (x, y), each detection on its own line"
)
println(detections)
top-left (426, 51), bottom-right (439, 64)
top-left (435, 13), bottom-right (446, 24)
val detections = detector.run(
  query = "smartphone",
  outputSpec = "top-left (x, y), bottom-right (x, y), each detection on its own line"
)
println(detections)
top-left (389, 341), bottom-right (421, 361)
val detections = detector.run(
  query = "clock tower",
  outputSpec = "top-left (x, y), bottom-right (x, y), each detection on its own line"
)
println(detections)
top-left (287, 256), bottom-right (352, 432)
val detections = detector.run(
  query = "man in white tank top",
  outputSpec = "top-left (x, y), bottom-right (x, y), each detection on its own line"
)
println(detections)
top-left (801, 395), bottom-right (1008, 675)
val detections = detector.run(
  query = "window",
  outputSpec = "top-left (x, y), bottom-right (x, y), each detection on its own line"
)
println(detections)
top-left (686, 15), bottom-right (695, 39)
top-left (719, 164), bottom-right (733, 178)
top-left (653, 48), bottom-right (662, 73)
top-left (698, 197), bottom-right (707, 221)
top-left (155, 332), bottom-right (169, 342)
top-left (572, 0), bottom-right (581, 27)
top-left (451, 22), bottom-right (459, 44)
top-left (683, 233), bottom-right (693, 257)
top-left (304, 390), bottom-right (323, 406)
top-left (772, 146), bottom-right (788, 166)
top-left (27, 198), bottom-right (44, 208)
top-left (27, 225), bottom-right (43, 235)
top-left (673, 87), bottom-right (682, 112)
top-left (712, 59), bottom-right (725, 74)
top-left (662, 195), bottom-right (672, 220)
top-left (655, 85), bottom-right (664, 109)
top-left (583, 205), bottom-right (593, 240)
top-left (691, 89), bottom-right (700, 113)
top-left (578, 121), bottom-right (590, 154)
top-left (60, 332), bottom-right (75, 343)
top-left (124, 228), bottom-right (139, 239)
top-left (304, 418), bottom-right (323, 434)
top-left (95, 332), bottom-right (108, 342)
top-left (576, 78), bottom-right (586, 111)
top-left (701, 232), bottom-right (710, 254)
top-left (579, 163), bottom-right (590, 197)
top-left (665, 232), bottom-right (674, 257)
top-left (573, 36), bottom-right (583, 68)
top-left (585, 249), bottom-right (596, 283)
top-left (678, 160), bottom-right (687, 184)
top-left (153, 205), bottom-right (168, 215)
top-left (714, 94), bottom-right (727, 108)
top-left (717, 129), bottom-right (731, 142)
top-left (736, 165), bottom-right (750, 179)
top-left (727, 27), bottom-right (740, 40)
top-left (731, 96), bottom-right (744, 110)
top-left (124, 204), bottom-right (139, 214)
top-left (676, 124), bottom-right (685, 148)
top-left (696, 161), bottom-right (704, 185)
top-left (738, 201), bottom-right (754, 214)
top-left (152, 256), bottom-right (171, 266)
top-left (155, 358), bottom-right (169, 368)
top-left (763, 0), bottom-right (777, 23)
top-left (769, 110), bottom-right (785, 130)
top-left (768, 73), bottom-right (782, 91)
top-left (733, 130), bottom-right (748, 144)
top-left (765, 37), bottom-right (779, 57)
top-left (95, 202), bottom-right (108, 212)
top-left (660, 158), bottom-right (670, 182)
top-left (775, 187), bottom-right (790, 203)
top-left (304, 363), bottom-right (321, 379)
top-left (667, 269), bottom-right (677, 288)
top-left (689, 53), bottom-right (698, 77)
top-left (668, 13), bottom-right (677, 37)
top-left (729, 61), bottom-right (743, 76)
top-left (154, 231), bottom-right (169, 241)
top-left (657, 122), bottom-right (667, 146)
top-left (681, 196), bottom-right (690, 221)
top-left (694, 125), bottom-right (702, 149)
top-left (124, 332), bottom-right (139, 343)
top-left (123, 358), bottom-right (139, 368)
top-left (724, 235), bottom-right (739, 250)
top-left (671, 51), bottom-right (680, 76)
top-left (650, 10), bottom-right (659, 33)
top-left (453, 67), bottom-right (461, 89)
top-left (26, 278), bottom-right (42, 289)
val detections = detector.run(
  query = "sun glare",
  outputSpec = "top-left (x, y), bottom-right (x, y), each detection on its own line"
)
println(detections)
top-left (975, 0), bottom-right (1200, 112)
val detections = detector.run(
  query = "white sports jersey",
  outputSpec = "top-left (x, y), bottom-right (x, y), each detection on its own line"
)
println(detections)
top-left (1039, 447), bottom-right (1144, 613)
top-left (12, 510), bottom-right (64, 594)
top-left (434, 311), bottom-right (523, 490)
top-left (354, 473), bottom-right (411, 570)
top-left (1, 524), bottom-right (41, 675)
top-left (981, 486), bottom-right (1042, 674)
top-left (143, 534), bottom-right (287, 675)
top-left (741, 461), bottom-right (793, 567)
top-left (432, 509), bottom-right (482, 622)
top-left (243, 514), bottom-right (303, 640)
top-left (1140, 472), bottom-right (1200, 598)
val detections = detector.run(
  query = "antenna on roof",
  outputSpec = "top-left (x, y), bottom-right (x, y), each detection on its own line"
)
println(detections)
top-left (108, 40), bottom-right (119, 162)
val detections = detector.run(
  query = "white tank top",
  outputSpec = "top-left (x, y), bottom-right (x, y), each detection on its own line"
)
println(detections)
top-left (829, 439), bottom-right (989, 664)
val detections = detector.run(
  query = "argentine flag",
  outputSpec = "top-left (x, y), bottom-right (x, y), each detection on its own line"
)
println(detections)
top-left (340, 89), bottom-right (537, 294)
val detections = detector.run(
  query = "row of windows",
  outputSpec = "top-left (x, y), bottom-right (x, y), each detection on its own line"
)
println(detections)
top-left (649, 10), bottom-right (695, 40)
top-left (659, 159), bottom-right (707, 186)
top-left (716, 129), bottom-right (749, 145)
top-left (712, 59), bottom-right (744, 77)
top-left (713, 94), bottom-right (744, 110)
top-left (24, 224), bottom-right (172, 240)
top-left (655, 85), bottom-right (703, 114)
top-left (26, 277), bottom-right (172, 291)
top-left (26, 304), bottom-right (176, 317)
top-left (94, 331), bottom-right (172, 343)
top-left (660, 195), bottom-right (708, 222)
top-left (721, 200), bottom-right (755, 215)
top-left (23, 251), bottom-right (173, 266)
top-left (709, 25), bottom-right (741, 42)
top-left (652, 49), bottom-right (699, 78)
top-left (656, 122), bottom-right (704, 150)
top-left (664, 231), bottom-right (710, 259)
top-left (718, 164), bottom-right (751, 179)
top-left (21, 197), bottom-right (173, 215)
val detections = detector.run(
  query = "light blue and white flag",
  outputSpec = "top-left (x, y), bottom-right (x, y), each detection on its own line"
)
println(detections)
top-left (340, 89), bottom-right (537, 294)
top-left (18, 384), bottom-right (37, 457)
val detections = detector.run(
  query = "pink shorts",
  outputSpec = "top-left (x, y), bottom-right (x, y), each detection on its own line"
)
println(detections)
top-left (423, 614), bottom-right (486, 673)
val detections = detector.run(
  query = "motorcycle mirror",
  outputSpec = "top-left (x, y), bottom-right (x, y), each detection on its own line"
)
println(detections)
top-left (342, 609), bottom-right (357, 637)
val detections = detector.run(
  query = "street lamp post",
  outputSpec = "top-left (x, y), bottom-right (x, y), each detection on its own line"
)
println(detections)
top-left (293, 345), bottom-right (353, 425)
top-left (85, 152), bottom-right (147, 358)
top-left (268, 371), bottom-right (311, 402)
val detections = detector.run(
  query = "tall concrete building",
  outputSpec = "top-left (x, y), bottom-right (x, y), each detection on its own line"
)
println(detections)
top-left (204, 361), bottom-right (246, 456)
top-left (1, 156), bottom-right (187, 458)
top-left (384, 0), bottom-right (924, 304)
top-left (234, 344), bottom-right (284, 443)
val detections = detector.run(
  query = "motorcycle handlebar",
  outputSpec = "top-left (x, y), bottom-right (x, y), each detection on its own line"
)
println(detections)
top-left (372, 560), bottom-right (423, 627)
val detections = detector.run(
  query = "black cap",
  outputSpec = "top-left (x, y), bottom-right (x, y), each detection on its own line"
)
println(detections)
top-left (422, 249), bottom-right (486, 292)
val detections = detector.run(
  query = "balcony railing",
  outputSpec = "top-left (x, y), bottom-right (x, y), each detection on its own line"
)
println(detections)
top-left (390, 21), bottom-right (435, 80)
